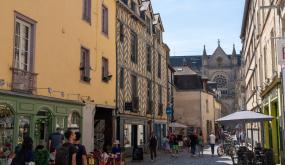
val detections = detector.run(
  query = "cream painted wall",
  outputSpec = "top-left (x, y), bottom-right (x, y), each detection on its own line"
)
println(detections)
top-left (201, 92), bottom-right (216, 143)
top-left (0, 0), bottom-right (116, 106)
top-left (174, 91), bottom-right (202, 128)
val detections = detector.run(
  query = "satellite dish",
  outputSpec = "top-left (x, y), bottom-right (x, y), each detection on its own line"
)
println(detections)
top-left (0, 80), bottom-right (5, 86)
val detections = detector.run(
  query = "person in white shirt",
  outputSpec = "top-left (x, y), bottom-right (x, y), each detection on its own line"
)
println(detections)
top-left (209, 132), bottom-right (216, 156)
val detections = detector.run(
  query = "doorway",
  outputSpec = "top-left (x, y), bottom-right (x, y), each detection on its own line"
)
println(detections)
top-left (35, 109), bottom-right (52, 148)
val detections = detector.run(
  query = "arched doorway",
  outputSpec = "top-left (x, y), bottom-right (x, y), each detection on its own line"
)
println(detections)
top-left (0, 104), bottom-right (14, 157)
top-left (68, 111), bottom-right (81, 132)
top-left (34, 107), bottom-right (53, 148)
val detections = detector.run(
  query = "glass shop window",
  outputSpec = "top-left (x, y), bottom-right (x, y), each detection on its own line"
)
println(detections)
top-left (124, 124), bottom-right (132, 148)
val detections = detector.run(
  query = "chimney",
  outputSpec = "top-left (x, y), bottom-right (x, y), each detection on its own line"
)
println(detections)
top-left (202, 77), bottom-right (208, 92)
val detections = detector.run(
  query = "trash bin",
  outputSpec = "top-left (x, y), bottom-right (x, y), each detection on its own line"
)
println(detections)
top-left (132, 147), bottom-right (143, 161)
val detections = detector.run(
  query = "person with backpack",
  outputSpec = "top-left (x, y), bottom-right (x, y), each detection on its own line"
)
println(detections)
top-left (55, 129), bottom-right (77, 165)
top-left (74, 132), bottom-right (87, 165)
top-left (49, 128), bottom-right (64, 151)
top-left (149, 132), bottom-right (157, 161)
top-left (49, 128), bottom-right (64, 163)
top-left (11, 136), bottom-right (34, 165)
top-left (34, 145), bottom-right (49, 165)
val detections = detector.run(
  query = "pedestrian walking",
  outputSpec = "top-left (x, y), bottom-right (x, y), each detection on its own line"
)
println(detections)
top-left (209, 132), bottom-right (216, 157)
top-left (111, 140), bottom-right (122, 165)
top-left (149, 132), bottom-right (158, 161)
top-left (74, 132), bottom-right (87, 165)
top-left (48, 127), bottom-right (64, 163)
top-left (11, 136), bottom-right (34, 165)
top-left (197, 132), bottom-right (204, 157)
top-left (48, 128), bottom-right (64, 151)
top-left (55, 129), bottom-right (77, 165)
top-left (189, 132), bottom-right (197, 156)
top-left (171, 135), bottom-right (179, 157)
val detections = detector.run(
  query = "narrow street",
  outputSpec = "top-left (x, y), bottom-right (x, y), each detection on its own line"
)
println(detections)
top-left (126, 146), bottom-right (233, 165)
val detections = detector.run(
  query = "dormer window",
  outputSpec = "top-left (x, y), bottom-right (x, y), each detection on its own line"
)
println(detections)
top-left (122, 0), bottom-right (128, 5)
top-left (146, 16), bottom-right (152, 35)
top-left (131, 1), bottom-right (137, 13)
top-left (140, 11), bottom-right (145, 20)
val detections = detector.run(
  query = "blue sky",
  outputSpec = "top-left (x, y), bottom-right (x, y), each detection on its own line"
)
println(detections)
top-left (151, 0), bottom-right (245, 56)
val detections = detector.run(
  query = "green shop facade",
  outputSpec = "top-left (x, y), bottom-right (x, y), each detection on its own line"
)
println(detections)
top-left (261, 78), bottom-right (283, 164)
top-left (0, 90), bottom-right (83, 158)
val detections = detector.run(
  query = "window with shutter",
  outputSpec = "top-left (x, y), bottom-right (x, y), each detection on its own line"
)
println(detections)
top-left (83, 0), bottom-right (91, 23)
top-left (158, 54), bottom-right (161, 78)
top-left (102, 5), bottom-right (108, 35)
top-left (159, 85), bottom-right (162, 104)
top-left (102, 57), bottom-right (109, 82)
top-left (120, 67), bottom-right (124, 89)
top-left (130, 31), bottom-right (138, 63)
top-left (120, 22), bottom-right (124, 42)
top-left (80, 47), bottom-right (91, 83)
top-left (146, 17), bottom-right (151, 35)
top-left (146, 45), bottom-right (151, 72)
top-left (131, 74), bottom-right (137, 97)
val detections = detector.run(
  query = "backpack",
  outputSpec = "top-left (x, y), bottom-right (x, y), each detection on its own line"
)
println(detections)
top-left (55, 143), bottom-right (70, 165)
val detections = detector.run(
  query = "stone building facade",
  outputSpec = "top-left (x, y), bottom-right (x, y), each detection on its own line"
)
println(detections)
top-left (241, 0), bottom-right (285, 163)
top-left (173, 66), bottom-right (221, 143)
top-left (116, 0), bottom-right (169, 151)
top-left (170, 43), bottom-right (241, 115)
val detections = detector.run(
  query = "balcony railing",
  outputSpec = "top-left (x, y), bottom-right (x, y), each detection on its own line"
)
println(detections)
top-left (11, 68), bottom-right (37, 93)
top-left (158, 103), bottom-right (163, 116)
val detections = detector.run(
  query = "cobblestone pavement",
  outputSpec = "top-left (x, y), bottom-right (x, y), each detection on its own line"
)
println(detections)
top-left (126, 146), bottom-right (233, 165)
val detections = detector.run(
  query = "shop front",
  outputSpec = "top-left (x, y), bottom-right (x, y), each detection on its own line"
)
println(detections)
top-left (154, 120), bottom-right (167, 149)
top-left (0, 90), bottom-right (83, 159)
top-left (117, 115), bottom-right (148, 155)
top-left (94, 106), bottom-right (114, 151)
top-left (261, 83), bottom-right (282, 164)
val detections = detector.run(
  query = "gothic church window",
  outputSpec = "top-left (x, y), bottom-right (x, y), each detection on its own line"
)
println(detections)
top-left (213, 75), bottom-right (227, 88)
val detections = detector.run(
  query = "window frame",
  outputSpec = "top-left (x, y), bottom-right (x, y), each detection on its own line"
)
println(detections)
top-left (157, 54), bottom-right (161, 78)
top-left (130, 31), bottom-right (138, 63)
top-left (102, 57), bottom-right (109, 82)
top-left (82, 0), bottom-right (91, 23)
top-left (120, 67), bottom-right (124, 89)
top-left (119, 22), bottom-right (124, 42)
top-left (80, 47), bottom-right (91, 83)
top-left (131, 74), bottom-right (138, 97)
top-left (102, 5), bottom-right (109, 36)
top-left (146, 45), bottom-right (152, 72)
top-left (14, 12), bottom-right (36, 72)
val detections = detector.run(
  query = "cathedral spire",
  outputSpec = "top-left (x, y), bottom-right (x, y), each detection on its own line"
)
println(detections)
top-left (218, 39), bottom-right (220, 47)
top-left (203, 45), bottom-right (207, 56)
top-left (232, 44), bottom-right (237, 56)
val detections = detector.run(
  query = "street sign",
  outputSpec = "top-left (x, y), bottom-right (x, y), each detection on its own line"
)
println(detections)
top-left (277, 39), bottom-right (285, 65)
top-left (166, 107), bottom-right (173, 114)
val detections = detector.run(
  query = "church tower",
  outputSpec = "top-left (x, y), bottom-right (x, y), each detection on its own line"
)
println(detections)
top-left (231, 44), bottom-right (237, 65)
top-left (202, 45), bottom-right (208, 66)
top-left (202, 45), bottom-right (208, 76)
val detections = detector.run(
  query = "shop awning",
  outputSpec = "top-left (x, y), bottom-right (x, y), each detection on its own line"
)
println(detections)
top-left (169, 122), bottom-right (188, 128)
top-left (216, 110), bottom-right (273, 124)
